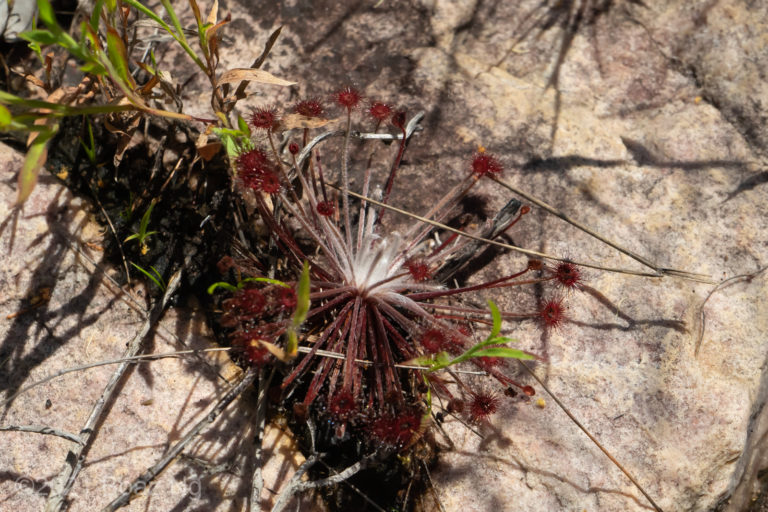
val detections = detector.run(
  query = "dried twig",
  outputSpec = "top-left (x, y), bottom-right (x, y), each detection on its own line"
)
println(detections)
top-left (491, 176), bottom-right (713, 283)
top-left (101, 366), bottom-right (259, 511)
top-left (44, 268), bottom-right (183, 512)
top-left (0, 424), bottom-right (84, 445)
top-left (1, 347), bottom-right (233, 407)
top-left (694, 266), bottom-right (768, 355)
top-left (519, 360), bottom-right (664, 512)
top-left (249, 367), bottom-right (274, 512)
top-left (335, 185), bottom-right (669, 278)
top-left (270, 456), bottom-right (369, 512)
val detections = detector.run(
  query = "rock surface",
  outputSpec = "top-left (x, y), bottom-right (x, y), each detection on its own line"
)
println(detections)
top-left (2, 0), bottom-right (767, 511)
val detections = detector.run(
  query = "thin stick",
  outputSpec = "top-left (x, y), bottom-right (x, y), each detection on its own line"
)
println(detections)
top-left (331, 185), bottom-right (670, 279)
top-left (1, 347), bottom-right (234, 407)
top-left (519, 361), bottom-right (664, 512)
top-left (51, 228), bottom-right (231, 384)
top-left (270, 457), bottom-right (369, 512)
top-left (250, 367), bottom-right (275, 512)
top-left (491, 176), bottom-right (711, 282)
top-left (0, 425), bottom-right (84, 445)
top-left (269, 454), bottom-right (319, 512)
top-left (101, 367), bottom-right (259, 512)
top-left (694, 266), bottom-right (767, 355)
top-left (44, 268), bottom-right (183, 512)
top-left (422, 459), bottom-right (447, 512)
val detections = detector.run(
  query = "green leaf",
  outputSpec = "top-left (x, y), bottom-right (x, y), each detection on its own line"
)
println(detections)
top-left (19, 29), bottom-right (59, 46)
top-left (131, 263), bottom-right (166, 291)
top-left (0, 105), bottom-right (11, 127)
top-left (292, 261), bottom-right (311, 328)
top-left (159, 0), bottom-right (186, 44)
top-left (80, 60), bottom-right (108, 75)
top-left (106, 27), bottom-right (136, 88)
top-left (286, 261), bottom-right (311, 358)
top-left (472, 335), bottom-right (516, 352)
top-left (121, 0), bottom-right (175, 36)
top-left (470, 347), bottom-right (535, 360)
top-left (37, 0), bottom-right (60, 32)
top-left (90, 0), bottom-right (107, 30)
top-left (239, 276), bottom-right (289, 288)
top-left (121, 0), bottom-right (206, 72)
top-left (187, 0), bottom-right (208, 56)
top-left (237, 115), bottom-right (250, 136)
top-left (488, 299), bottom-right (502, 338)
top-left (408, 356), bottom-right (436, 368)
top-left (79, 118), bottom-right (97, 163)
top-left (17, 127), bottom-right (58, 204)
top-left (207, 281), bottom-right (238, 294)
top-left (139, 203), bottom-right (155, 235)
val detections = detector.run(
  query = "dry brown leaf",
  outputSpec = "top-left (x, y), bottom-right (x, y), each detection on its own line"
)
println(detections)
top-left (197, 142), bottom-right (222, 161)
top-left (279, 113), bottom-right (336, 130)
top-left (217, 68), bottom-right (296, 87)
top-left (206, 0), bottom-right (218, 25)
top-left (251, 339), bottom-right (297, 362)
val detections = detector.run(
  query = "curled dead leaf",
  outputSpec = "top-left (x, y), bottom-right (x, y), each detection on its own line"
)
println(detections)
top-left (279, 113), bottom-right (335, 130)
top-left (197, 142), bottom-right (222, 161)
top-left (217, 68), bottom-right (295, 87)
top-left (254, 339), bottom-right (297, 362)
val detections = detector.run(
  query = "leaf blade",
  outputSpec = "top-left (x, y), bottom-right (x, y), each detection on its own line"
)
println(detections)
top-left (218, 68), bottom-right (296, 87)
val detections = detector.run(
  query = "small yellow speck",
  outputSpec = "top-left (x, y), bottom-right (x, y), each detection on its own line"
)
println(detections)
top-left (535, 398), bottom-right (546, 408)
top-left (477, 145), bottom-right (486, 153)
top-left (140, 244), bottom-right (149, 255)
top-left (694, 96), bottom-right (703, 104)
top-left (56, 169), bottom-right (68, 180)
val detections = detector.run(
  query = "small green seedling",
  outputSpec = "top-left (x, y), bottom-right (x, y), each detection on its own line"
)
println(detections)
top-left (79, 118), bottom-right (97, 165)
top-left (130, 263), bottom-right (166, 291)
top-left (207, 275), bottom-right (291, 295)
top-left (124, 202), bottom-right (159, 255)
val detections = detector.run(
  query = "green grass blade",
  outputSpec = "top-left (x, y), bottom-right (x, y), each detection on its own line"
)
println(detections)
top-left (106, 26), bottom-right (136, 87)
top-left (239, 276), bottom-right (289, 288)
top-left (17, 126), bottom-right (58, 204)
top-left (207, 281), bottom-right (238, 294)
top-left (131, 263), bottom-right (166, 291)
top-left (0, 105), bottom-right (11, 127)
top-left (471, 347), bottom-right (535, 360)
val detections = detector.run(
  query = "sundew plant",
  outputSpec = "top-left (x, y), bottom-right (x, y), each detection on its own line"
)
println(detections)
top-left (206, 85), bottom-right (705, 510)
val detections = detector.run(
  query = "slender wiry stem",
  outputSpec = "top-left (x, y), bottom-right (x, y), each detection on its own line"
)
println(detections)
top-left (1, 347), bottom-right (234, 407)
top-left (519, 361), bottom-right (664, 512)
top-left (271, 458), bottom-right (370, 512)
top-left (250, 368), bottom-right (274, 512)
top-left (491, 176), bottom-right (712, 283)
top-left (102, 367), bottom-right (259, 512)
top-left (333, 186), bottom-right (673, 278)
top-left (0, 425), bottom-right (84, 445)
top-left (45, 268), bottom-right (183, 512)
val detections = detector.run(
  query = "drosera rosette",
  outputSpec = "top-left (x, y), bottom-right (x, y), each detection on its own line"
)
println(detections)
top-left (210, 95), bottom-right (579, 443)
top-left (206, 86), bottom-right (708, 510)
